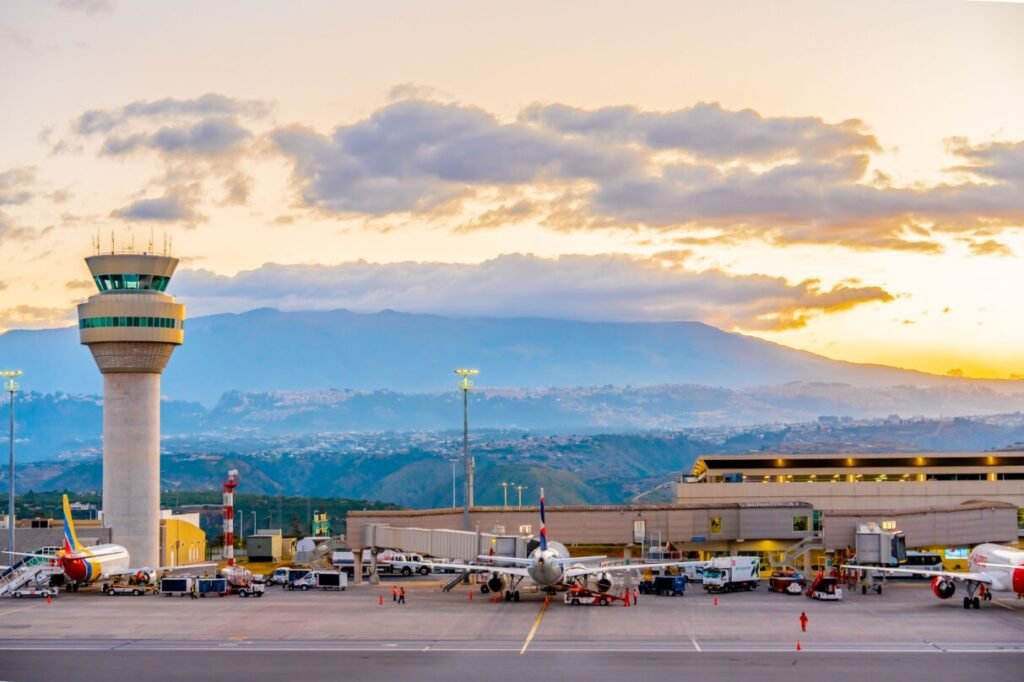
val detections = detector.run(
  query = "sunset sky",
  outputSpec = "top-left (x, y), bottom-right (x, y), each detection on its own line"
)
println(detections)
top-left (2, 0), bottom-right (1023, 378)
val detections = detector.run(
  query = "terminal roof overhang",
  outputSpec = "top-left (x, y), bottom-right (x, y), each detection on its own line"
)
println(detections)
top-left (691, 451), bottom-right (1024, 477)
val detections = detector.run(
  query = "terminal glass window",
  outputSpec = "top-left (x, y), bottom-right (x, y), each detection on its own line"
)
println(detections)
top-left (1019, 509), bottom-right (1024, 530)
top-left (710, 517), bottom-right (722, 535)
top-left (792, 515), bottom-right (809, 532)
top-left (812, 510), bottom-right (822, 532)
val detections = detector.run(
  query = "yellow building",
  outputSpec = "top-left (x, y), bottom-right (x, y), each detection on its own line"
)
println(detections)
top-left (160, 515), bottom-right (207, 567)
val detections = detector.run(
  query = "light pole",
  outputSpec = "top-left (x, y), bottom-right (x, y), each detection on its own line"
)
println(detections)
top-left (515, 484), bottom-right (528, 509)
top-left (448, 458), bottom-right (459, 508)
top-left (1, 370), bottom-right (21, 564)
top-left (455, 369), bottom-right (478, 531)
top-left (500, 481), bottom-right (515, 508)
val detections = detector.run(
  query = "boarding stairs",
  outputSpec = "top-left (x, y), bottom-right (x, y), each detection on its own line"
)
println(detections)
top-left (783, 533), bottom-right (823, 571)
top-left (0, 553), bottom-right (57, 597)
top-left (303, 536), bottom-right (349, 568)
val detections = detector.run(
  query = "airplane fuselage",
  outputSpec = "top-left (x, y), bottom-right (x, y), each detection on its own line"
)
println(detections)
top-left (526, 547), bottom-right (567, 587)
top-left (61, 543), bottom-right (130, 584)
top-left (969, 543), bottom-right (1024, 593)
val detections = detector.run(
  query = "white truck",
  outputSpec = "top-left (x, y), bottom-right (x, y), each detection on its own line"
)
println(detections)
top-left (332, 550), bottom-right (431, 576)
top-left (290, 570), bottom-right (347, 591)
top-left (702, 556), bottom-right (760, 593)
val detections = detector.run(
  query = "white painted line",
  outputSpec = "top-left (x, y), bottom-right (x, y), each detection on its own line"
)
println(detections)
top-left (691, 639), bottom-right (701, 652)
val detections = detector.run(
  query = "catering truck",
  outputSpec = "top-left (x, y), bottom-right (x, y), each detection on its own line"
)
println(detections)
top-left (702, 556), bottom-right (760, 593)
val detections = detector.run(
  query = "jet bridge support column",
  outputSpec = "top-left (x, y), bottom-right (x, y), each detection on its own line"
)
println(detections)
top-left (352, 548), bottom-right (363, 586)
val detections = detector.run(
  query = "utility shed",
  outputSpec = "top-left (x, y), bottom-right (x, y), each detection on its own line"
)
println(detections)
top-left (246, 530), bottom-right (282, 562)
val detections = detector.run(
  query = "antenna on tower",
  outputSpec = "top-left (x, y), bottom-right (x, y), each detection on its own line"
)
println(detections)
top-left (129, 232), bottom-right (135, 254)
top-left (148, 227), bottom-right (154, 255)
top-left (110, 231), bottom-right (116, 254)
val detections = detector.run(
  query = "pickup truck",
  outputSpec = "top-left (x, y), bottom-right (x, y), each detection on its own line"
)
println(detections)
top-left (389, 553), bottom-right (432, 577)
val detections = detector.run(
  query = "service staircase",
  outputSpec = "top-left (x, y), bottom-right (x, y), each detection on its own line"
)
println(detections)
top-left (304, 536), bottom-right (349, 568)
top-left (783, 532), bottom-right (823, 571)
top-left (0, 552), bottom-right (57, 597)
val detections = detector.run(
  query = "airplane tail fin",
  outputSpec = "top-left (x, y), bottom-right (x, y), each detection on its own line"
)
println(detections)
top-left (539, 487), bottom-right (547, 551)
top-left (61, 494), bottom-right (85, 554)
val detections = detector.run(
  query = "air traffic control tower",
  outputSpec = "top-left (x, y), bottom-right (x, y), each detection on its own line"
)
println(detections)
top-left (77, 250), bottom-right (185, 569)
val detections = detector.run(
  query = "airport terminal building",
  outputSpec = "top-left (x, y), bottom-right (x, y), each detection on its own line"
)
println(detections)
top-left (348, 451), bottom-right (1023, 573)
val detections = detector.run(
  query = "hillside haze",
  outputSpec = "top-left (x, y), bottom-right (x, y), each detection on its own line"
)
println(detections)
top-left (0, 308), bottom-right (1013, 405)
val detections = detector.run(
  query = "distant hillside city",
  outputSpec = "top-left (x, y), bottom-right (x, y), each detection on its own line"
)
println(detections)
top-left (3, 307), bottom-right (1024, 509)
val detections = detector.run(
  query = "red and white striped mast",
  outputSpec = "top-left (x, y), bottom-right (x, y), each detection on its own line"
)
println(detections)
top-left (222, 469), bottom-right (239, 567)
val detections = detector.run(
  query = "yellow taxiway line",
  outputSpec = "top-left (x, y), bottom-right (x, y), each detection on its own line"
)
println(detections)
top-left (520, 600), bottom-right (549, 655)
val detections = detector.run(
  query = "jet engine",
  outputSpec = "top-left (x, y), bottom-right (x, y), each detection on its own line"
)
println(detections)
top-left (596, 573), bottom-right (613, 593)
top-left (1013, 567), bottom-right (1024, 594)
top-left (931, 576), bottom-right (955, 599)
top-left (487, 574), bottom-right (506, 594)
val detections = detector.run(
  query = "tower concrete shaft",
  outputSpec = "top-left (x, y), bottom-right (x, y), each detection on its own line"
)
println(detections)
top-left (77, 252), bottom-right (185, 569)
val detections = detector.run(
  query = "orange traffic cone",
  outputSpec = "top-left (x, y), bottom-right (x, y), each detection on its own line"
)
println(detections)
top-left (378, 594), bottom-right (383, 606)
top-left (468, 591), bottom-right (473, 601)
top-left (713, 596), bottom-right (718, 606)
top-left (46, 595), bottom-right (52, 605)
top-left (545, 595), bottom-right (549, 605)
top-left (796, 641), bottom-right (802, 651)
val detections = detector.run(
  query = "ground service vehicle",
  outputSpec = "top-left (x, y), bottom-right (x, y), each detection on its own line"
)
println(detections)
top-left (103, 582), bottom-right (156, 596)
top-left (332, 551), bottom-right (374, 577)
top-left (640, 575), bottom-right (686, 596)
top-left (197, 577), bottom-right (228, 597)
top-left (159, 577), bottom-right (194, 596)
top-left (807, 575), bottom-right (843, 600)
top-left (703, 556), bottom-right (760, 593)
top-left (390, 553), bottom-right (432, 576)
top-left (564, 585), bottom-right (616, 605)
top-left (270, 567), bottom-right (310, 586)
top-left (290, 570), bottom-right (347, 591)
top-left (768, 569), bottom-right (807, 594)
top-left (9, 585), bottom-right (57, 599)
top-left (238, 575), bottom-right (265, 597)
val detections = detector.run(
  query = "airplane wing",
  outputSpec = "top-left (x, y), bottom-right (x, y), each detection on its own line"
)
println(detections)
top-left (105, 562), bottom-right (216, 577)
top-left (564, 561), bottom-right (688, 579)
top-left (426, 560), bottom-right (531, 578)
top-left (841, 564), bottom-right (993, 585)
top-left (552, 555), bottom-right (607, 565)
top-left (476, 555), bottom-right (533, 566)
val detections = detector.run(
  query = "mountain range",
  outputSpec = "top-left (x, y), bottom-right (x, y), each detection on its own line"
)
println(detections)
top-left (1, 308), bottom-right (1021, 406)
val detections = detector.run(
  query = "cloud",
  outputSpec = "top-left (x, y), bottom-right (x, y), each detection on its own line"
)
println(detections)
top-left (74, 93), bottom-right (269, 135)
top-left (111, 192), bottom-right (197, 222)
top-left (967, 239), bottom-right (1012, 257)
top-left (0, 304), bottom-right (73, 330)
top-left (101, 118), bottom-right (251, 157)
top-left (271, 99), bottom-right (638, 214)
top-left (173, 253), bottom-right (893, 332)
top-left (268, 99), bottom-right (1024, 251)
top-left (949, 139), bottom-right (1024, 182)
top-left (0, 167), bottom-right (37, 205)
top-left (520, 101), bottom-right (880, 160)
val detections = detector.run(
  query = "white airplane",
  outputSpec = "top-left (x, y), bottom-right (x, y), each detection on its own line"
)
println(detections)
top-left (14, 494), bottom-right (212, 591)
top-left (843, 542), bottom-right (1024, 610)
top-left (429, 488), bottom-right (686, 601)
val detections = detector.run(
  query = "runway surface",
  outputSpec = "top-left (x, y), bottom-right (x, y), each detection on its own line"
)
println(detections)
top-left (1, 578), bottom-right (1021, 680)
top-left (1, 647), bottom-right (1021, 682)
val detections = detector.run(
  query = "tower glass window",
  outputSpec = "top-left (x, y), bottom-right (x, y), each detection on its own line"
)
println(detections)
top-left (93, 274), bottom-right (172, 292)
